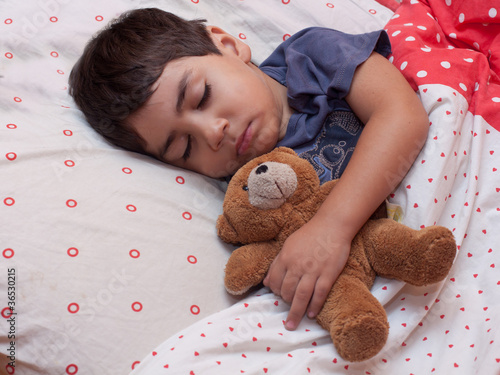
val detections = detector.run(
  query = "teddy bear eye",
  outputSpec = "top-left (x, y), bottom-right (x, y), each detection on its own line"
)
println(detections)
top-left (242, 185), bottom-right (249, 191)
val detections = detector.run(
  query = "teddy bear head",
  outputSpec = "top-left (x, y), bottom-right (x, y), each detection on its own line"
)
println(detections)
top-left (217, 147), bottom-right (321, 244)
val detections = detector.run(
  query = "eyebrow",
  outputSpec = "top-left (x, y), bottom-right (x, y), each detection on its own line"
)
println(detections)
top-left (176, 69), bottom-right (192, 113)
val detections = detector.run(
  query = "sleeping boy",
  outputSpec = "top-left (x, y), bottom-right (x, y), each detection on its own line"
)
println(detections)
top-left (69, 8), bottom-right (429, 332)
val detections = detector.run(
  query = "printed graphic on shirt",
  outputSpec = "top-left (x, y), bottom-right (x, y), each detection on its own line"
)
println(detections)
top-left (297, 111), bottom-right (363, 183)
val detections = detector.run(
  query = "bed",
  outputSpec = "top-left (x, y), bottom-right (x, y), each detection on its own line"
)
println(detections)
top-left (1, 0), bottom-right (499, 374)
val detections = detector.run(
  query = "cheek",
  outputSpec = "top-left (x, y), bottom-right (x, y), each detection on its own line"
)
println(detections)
top-left (255, 127), bottom-right (279, 154)
top-left (196, 154), bottom-right (240, 178)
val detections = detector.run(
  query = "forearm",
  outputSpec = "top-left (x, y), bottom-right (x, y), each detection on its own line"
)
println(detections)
top-left (312, 112), bottom-right (428, 238)
top-left (311, 52), bottom-right (429, 239)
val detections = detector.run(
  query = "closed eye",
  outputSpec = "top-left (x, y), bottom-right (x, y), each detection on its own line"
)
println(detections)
top-left (197, 83), bottom-right (212, 110)
top-left (182, 135), bottom-right (192, 161)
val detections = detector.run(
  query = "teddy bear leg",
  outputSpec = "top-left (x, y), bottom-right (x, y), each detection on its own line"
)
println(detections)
top-left (317, 274), bottom-right (389, 362)
top-left (362, 219), bottom-right (457, 286)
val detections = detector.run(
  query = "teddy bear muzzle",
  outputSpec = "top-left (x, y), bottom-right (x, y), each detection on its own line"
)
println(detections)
top-left (246, 161), bottom-right (298, 210)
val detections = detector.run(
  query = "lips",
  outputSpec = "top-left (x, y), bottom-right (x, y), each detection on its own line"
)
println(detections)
top-left (236, 123), bottom-right (252, 156)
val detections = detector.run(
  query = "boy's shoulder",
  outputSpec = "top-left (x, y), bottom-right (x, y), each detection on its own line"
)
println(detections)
top-left (281, 26), bottom-right (350, 46)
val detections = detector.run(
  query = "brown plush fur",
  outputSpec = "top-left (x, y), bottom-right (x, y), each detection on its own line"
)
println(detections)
top-left (217, 147), bottom-right (457, 362)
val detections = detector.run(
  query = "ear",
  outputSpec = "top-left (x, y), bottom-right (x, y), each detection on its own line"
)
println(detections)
top-left (206, 25), bottom-right (252, 63)
top-left (274, 147), bottom-right (298, 156)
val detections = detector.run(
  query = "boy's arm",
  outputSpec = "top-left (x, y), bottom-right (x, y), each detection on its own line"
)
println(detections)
top-left (263, 52), bottom-right (429, 330)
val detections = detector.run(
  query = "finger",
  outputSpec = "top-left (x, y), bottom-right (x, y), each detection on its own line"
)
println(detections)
top-left (306, 276), bottom-right (335, 319)
top-left (285, 277), bottom-right (315, 331)
top-left (280, 273), bottom-right (300, 303)
top-left (264, 260), bottom-right (286, 296)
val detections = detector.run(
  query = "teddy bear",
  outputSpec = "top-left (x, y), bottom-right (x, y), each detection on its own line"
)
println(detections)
top-left (216, 147), bottom-right (457, 362)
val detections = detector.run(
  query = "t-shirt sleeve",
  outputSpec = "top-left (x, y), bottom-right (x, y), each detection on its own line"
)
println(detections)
top-left (260, 27), bottom-right (391, 114)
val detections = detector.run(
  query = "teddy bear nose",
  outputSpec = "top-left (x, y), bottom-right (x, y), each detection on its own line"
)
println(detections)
top-left (256, 164), bottom-right (268, 175)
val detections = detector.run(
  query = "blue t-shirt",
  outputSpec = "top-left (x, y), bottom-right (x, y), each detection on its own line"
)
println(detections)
top-left (259, 27), bottom-right (391, 183)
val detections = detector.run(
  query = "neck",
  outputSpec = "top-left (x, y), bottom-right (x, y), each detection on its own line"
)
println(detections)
top-left (251, 62), bottom-right (293, 141)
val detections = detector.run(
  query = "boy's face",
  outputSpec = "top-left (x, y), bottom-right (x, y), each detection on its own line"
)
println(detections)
top-left (128, 27), bottom-right (290, 178)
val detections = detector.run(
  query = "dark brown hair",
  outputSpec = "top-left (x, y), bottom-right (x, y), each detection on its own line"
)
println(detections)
top-left (69, 8), bottom-right (221, 155)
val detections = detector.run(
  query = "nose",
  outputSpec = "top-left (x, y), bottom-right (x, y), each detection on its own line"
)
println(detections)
top-left (256, 164), bottom-right (268, 174)
top-left (203, 117), bottom-right (228, 151)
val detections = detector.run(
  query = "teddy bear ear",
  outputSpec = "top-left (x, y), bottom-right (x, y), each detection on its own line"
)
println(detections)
top-left (274, 147), bottom-right (297, 156)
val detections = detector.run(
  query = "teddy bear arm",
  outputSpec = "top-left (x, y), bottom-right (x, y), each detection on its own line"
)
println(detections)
top-left (224, 241), bottom-right (281, 295)
top-left (360, 219), bottom-right (457, 286)
top-left (316, 273), bottom-right (389, 362)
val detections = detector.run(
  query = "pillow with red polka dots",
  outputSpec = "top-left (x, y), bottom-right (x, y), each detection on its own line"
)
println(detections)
top-left (0, 1), bottom-right (393, 374)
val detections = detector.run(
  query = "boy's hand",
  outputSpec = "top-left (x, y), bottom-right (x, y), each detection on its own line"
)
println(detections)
top-left (263, 219), bottom-right (351, 330)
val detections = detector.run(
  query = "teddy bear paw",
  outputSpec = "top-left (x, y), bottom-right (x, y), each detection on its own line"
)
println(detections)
top-left (409, 227), bottom-right (457, 286)
top-left (332, 315), bottom-right (389, 362)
